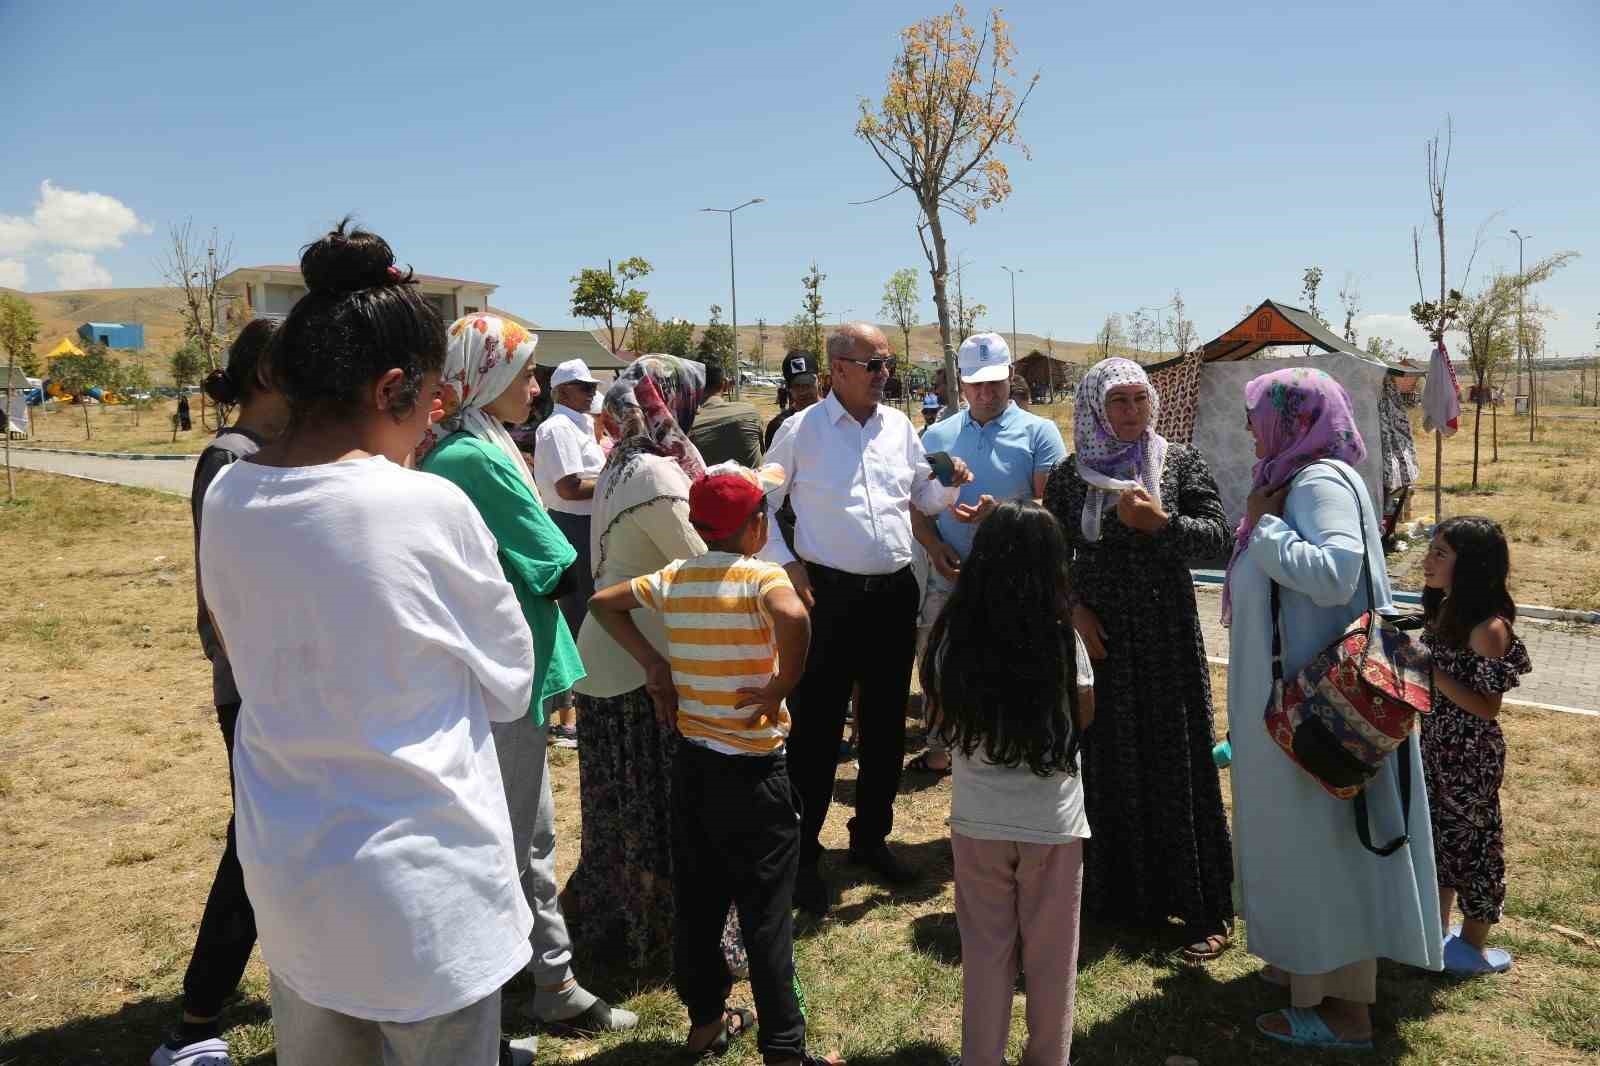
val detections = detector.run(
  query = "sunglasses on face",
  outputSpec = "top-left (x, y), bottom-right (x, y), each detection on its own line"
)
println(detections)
top-left (835, 355), bottom-right (897, 375)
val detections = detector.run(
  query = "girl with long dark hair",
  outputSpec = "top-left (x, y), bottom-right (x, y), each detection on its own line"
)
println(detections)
top-left (920, 500), bottom-right (1094, 1066)
top-left (153, 318), bottom-right (287, 1066)
top-left (196, 220), bottom-right (536, 1065)
top-left (1421, 516), bottom-right (1531, 975)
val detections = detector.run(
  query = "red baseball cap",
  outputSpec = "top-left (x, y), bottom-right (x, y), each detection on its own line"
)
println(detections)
top-left (690, 468), bottom-right (768, 541)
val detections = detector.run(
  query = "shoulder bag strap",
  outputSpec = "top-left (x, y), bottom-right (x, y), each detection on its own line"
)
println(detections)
top-left (1354, 734), bottom-right (1413, 856)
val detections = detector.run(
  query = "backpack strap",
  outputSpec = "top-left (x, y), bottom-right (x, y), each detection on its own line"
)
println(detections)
top-left (1354, 734), bottom-right (1413, 856)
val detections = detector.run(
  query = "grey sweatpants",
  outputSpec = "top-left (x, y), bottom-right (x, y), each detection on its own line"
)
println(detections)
top-left (269, 974), bottom-right (500, 1066)
top-left (492, 713), bottom-right (576, 987)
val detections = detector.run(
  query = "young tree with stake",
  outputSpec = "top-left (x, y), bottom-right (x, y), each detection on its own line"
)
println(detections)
top-left (856, 5), bottom-right (1037, 416)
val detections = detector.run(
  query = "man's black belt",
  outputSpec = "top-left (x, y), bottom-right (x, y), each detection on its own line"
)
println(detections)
top-left (803, 560), bottom-right (910, 593)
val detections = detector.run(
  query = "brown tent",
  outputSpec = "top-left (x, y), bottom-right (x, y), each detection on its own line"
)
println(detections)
top-left (1013, 351), bottom-right (1079, 399)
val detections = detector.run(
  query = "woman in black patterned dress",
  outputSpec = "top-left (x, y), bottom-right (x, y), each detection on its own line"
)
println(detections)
top-left (1043, 358), bottom-right (1235, 958)
top-left (1420, 516), bottom-right (1531, 975)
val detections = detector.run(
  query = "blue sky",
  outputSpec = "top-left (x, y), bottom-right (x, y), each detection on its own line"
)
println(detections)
top-left (3, 0), bottom-right (1595, 355)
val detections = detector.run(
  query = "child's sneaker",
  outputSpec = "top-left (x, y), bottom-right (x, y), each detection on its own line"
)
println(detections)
top-left (150, 1036), bottom-right (231, 1066)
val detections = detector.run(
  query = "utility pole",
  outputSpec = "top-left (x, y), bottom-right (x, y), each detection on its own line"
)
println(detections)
top-left (701, 198), bottom-right (764, 399)
top-left (4, 348), bottom-right (15, 502)
top-left (1001, 265), bottom-right (1022, 357)
top-left (1511, 228), bottom-right (1532, 439)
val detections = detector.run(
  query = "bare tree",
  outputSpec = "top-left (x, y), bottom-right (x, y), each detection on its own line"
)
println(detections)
top-left (1338, 274), bottom-right (1361, 345)
top-left (1165, 290), bottom-right (1198, 356)
top-left (158, 220), bottom-right (233, 429)
top-left (856, 6), bottom-right (1037, 414)
top-left (1094, 314), bottom-right (1126, 360)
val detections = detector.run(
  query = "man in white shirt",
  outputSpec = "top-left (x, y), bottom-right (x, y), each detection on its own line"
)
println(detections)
top-left (534, 358), bottom-right (607, 711)
top-left (762, 323), bottom-right (971, 915)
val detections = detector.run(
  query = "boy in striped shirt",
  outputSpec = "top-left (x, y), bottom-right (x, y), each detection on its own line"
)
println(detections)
top-left (590, 464), bottom-right (836, 1066)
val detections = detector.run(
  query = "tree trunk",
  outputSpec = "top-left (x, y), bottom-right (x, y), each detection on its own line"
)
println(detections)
top-left (923, 205), bottom-right (960, 419)
top-left (1492, 399), bottom-right (1498, 462)
top-left (1471, 391), bottom-right (1483, 489)
top-left (83, 400), bottom-right (91, 440)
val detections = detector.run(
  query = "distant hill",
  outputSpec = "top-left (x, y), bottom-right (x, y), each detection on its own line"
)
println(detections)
top-left (3, 285), bottom-right (194, 380)
top-left (3, 285), bottom-right (1114, 382)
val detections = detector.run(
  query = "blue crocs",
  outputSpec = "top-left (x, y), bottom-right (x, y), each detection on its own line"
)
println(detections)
top-left (1256, 1007), bottom-right (1374, 1052)
top-left (1443, 933), bottom-right (1512, 975)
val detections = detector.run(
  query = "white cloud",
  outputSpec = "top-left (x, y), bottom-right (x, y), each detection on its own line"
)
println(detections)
top-left (48, 251), bottom-right (114, 290)
top-left (0, 179), bottom-right (150, 255)
top-left (0, 258), bottom-right (26, 289)
top-left (1354, 312), bottom-right (1431, 355)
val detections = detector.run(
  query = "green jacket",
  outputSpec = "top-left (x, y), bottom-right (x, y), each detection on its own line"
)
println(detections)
top-left (421, 432), bottom-right (585, 720)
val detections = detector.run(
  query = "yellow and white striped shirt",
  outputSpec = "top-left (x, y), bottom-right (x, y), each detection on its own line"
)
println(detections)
top-left (631, 551), bottom-right (795, 755)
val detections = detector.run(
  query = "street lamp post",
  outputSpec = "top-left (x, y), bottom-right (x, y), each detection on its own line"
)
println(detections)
top-left (1001, 265), bottom-right (1023, 357)
top-left (701, 197), bottom-right (765, 399)
top-left (1510, 228), bottom-right (1533, 439)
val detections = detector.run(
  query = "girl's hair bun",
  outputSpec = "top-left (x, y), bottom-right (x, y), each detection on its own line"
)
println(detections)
top-left (202, 366), bottom-right (240, 406)
top-left (299, 216), bottom-right (412, 295)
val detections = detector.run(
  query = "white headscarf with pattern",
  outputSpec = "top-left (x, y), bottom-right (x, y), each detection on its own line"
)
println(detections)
top-left (417, 313), bottom-right (541, 498)
top-left (1072, 357), bottom-right (1168, 542)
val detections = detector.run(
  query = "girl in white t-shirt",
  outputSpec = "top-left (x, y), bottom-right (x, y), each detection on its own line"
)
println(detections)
top-left (919, 500), bottom-right (1095, 1066)
top-left (198, 220), bottom-right (537, 1066)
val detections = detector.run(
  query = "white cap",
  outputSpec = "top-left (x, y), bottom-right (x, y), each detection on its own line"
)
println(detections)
top-left (551, 359), bottom-right (599, 389)
top-left (957, 332), bottom-right (1013, 384)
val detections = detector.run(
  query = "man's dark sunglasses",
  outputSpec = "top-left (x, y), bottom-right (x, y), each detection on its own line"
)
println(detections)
top-left (835, 355), bottom-right (897, 375)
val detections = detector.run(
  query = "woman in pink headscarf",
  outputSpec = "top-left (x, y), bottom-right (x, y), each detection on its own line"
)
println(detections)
top-left (1225, 367), bottom-right (1441, 1051)
top-left (1042, 357), bottom-right (1236, 960)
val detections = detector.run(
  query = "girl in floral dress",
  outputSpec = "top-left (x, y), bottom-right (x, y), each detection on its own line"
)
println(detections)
top-left (1420, 516), bottom-right (1532, 975)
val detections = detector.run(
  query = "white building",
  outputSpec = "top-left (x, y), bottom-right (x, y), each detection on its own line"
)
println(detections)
top-left (218, 265), bottom-right (497, 326)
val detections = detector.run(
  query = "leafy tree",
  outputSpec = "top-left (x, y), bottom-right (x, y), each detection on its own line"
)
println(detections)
top-left (856, 5), bottom-right (1037, 410)
top-left (570, 257), bottom-right (652, 353)
top-left (634, 310), bottom-right (694, 358)
top-left (783, 312), bottom-right (821, 362)
top-left (1300, 266), bottom-right (1326, 355)
top-left (0, 294), bottom-right (41, 377)
top-left (697, 304), bottom-right (736, 373)
top-left (121, 363), bottom-right (155, 426)
top-left (1365, 336), bottom-right (1407, 361)
top-left (880, 267), bottom-right (920, 360)
top-left (1453, 252), bottom-right (1577, 485)
top-left (801, 262), bottom-right (826, 362)
top-left (170, 340), bottom-right (205, 389)
top-left (49, 343), bottom-right (120, 439)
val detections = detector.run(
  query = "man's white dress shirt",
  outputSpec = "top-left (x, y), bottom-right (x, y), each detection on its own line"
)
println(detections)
top-left (761, 391), bottom-right (959, 575)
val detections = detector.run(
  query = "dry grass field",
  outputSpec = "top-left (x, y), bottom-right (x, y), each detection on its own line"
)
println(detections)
top-left (2, 469), bottom-right (1598, 1065)
top-left (14, 398), bottom-right (217, 456)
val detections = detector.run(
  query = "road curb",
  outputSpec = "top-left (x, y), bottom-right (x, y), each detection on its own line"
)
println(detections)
top-left (9, 446), bottom-right (197, 462)
top-left (1191, 570), bottom-right (1600, 626)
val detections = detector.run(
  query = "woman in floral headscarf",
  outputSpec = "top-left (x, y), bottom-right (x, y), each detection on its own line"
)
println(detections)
top-left (1042, 358), bottom-right (1236, 959)
top-left (418, 314), bottom-right (640, 1034)
top-left (570, 355), bottom-right (747, 974)
top-left (1224, 367), bottom-right (1440, 1050)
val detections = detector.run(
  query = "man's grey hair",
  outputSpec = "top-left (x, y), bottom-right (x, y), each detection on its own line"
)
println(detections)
top-left (826, 322), bottom-right (885, 363)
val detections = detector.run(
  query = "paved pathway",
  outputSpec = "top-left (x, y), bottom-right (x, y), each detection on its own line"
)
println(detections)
top-left (8, 451), bottom-right (1599, 716)
top-left (1194, 584), bottom-right (1600, 716)
top-left (5, 449), bottom-right (196, 496)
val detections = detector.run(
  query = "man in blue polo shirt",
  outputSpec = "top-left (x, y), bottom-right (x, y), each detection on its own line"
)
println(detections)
top-left (907, 332), bottom-right (1067, 773)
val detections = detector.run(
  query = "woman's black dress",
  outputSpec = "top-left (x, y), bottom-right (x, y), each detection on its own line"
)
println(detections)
top-left (1044, 444), bottom-right (1235, 932)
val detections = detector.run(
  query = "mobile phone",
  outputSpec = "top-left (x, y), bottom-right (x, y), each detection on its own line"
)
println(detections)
top-left (926, 450), bottom-right (957, 487)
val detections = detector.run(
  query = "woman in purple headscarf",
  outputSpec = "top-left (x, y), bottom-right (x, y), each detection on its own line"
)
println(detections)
top-left (1224, 367), bottom-right (1441, 1050)
top-left (1043, 358), bottom-right (1236, 959)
